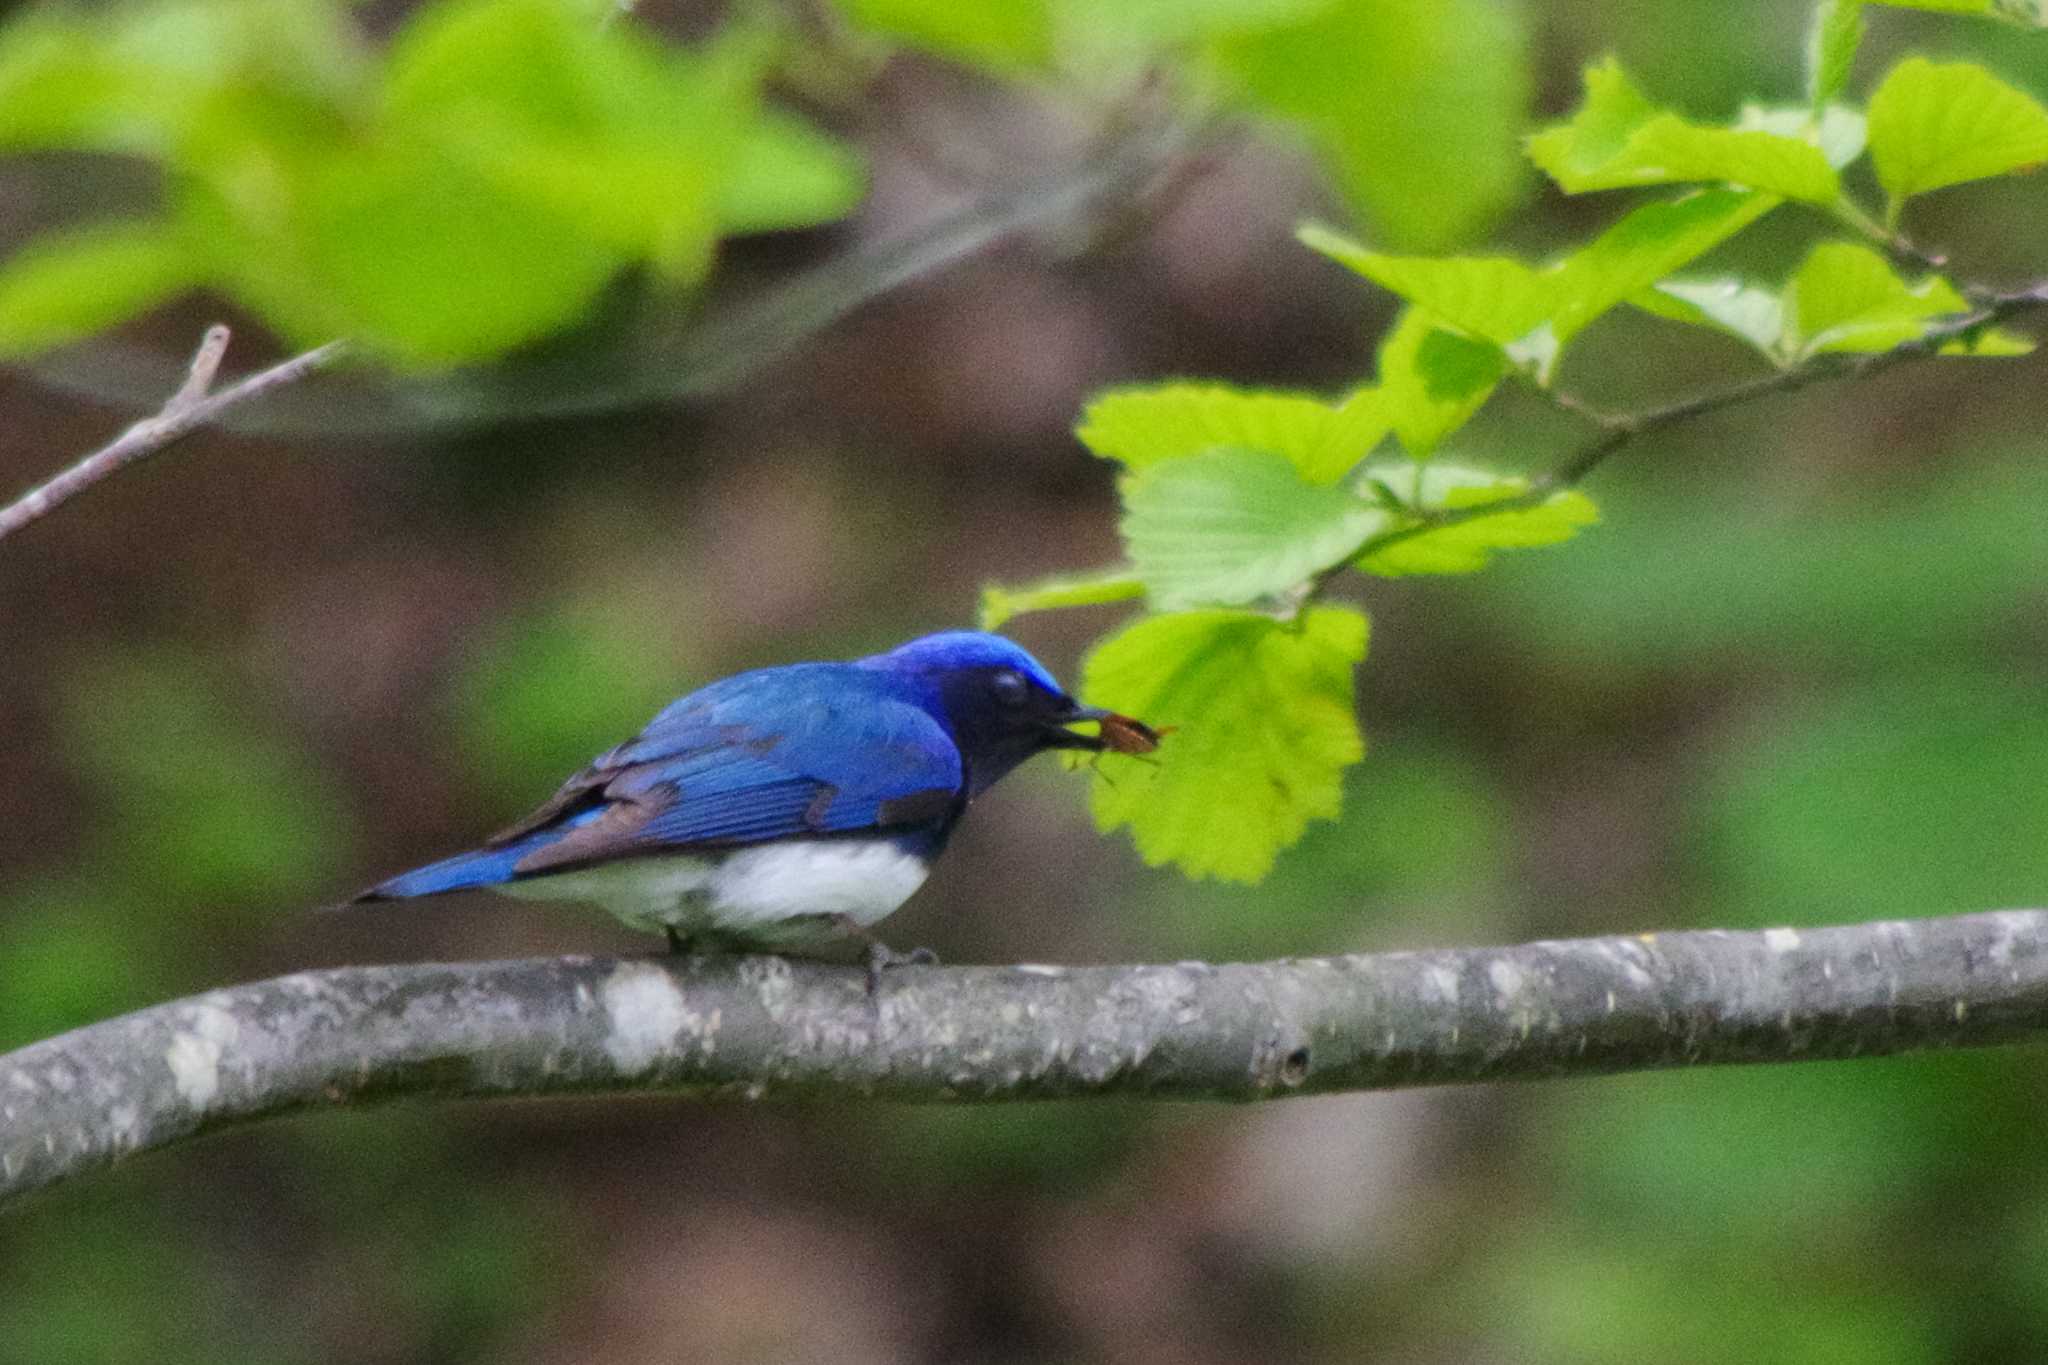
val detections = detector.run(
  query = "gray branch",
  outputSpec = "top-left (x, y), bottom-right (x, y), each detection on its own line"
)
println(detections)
top-left (7, 908), bottom-right (2048, 1206)
top-left (0, 328), bottom-right (346, 542)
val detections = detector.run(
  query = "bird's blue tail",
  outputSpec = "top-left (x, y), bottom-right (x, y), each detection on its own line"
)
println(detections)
top-left (353, 805), bottom-right (611, 902)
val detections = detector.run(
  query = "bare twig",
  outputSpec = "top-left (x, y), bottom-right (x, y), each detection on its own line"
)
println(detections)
top-left (5, 908), bottom-right (2048, 1205)
top-left (0, 329), bottom-right (346, 543)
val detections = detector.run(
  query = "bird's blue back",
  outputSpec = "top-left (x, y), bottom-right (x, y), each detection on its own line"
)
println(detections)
top-left (368, 660), bottom-right (965, 899)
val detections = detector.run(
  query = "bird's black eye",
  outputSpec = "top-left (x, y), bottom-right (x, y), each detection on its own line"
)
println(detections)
top-left (990, 669), bottom-right (1031, 707)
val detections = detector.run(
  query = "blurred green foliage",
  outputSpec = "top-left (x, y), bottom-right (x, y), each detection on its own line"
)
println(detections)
top-left (0, 0), bottom-right (1536, 365)
top-left (0, 0), bottom-right (865, 363)
top-left (447, 599), bottom-right (689, 801)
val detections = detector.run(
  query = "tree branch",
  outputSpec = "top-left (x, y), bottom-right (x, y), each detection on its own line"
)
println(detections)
top-left (1345, 280), bottom-right (2048, 568)
top-left (1534, 280), bottom-right (2048, 491)
top-left (6, 908), bottom-right (2048, 1205)
top-left (0, 329), bottom-right (346, 543)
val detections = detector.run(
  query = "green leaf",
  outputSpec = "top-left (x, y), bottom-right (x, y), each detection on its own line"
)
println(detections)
top-left (1806, 0), bottom-right (1866, 109)
top-left (1211, 0), bottom-right (1531, 248)
top-left (1355, 464), bottom-right (1598, 576)
top-left (1866, 0), bottom-right (2044, 18)
top-left (384, 0), bottom-right (743, 282)
top-left (718, 109), bottom-right (867, 234)
top-left (1948, 326), bottom-right (2037, 357)
top-left (1526, 58), bottom-right (1839, 203)
top-left (1122, 449), bottom-right (1389, 609)
top-left (0, 221), bottom-right (201, 356)
top-left (1787, 241), bottom-right (1959, 356)
top-left (1642, 243), bottom-right (2033, 363)
top-left (1313, 188), bottom-right (1773, 386)
top-left (1074, 0), bottom-right (1337, 50)
top-left (979, 568), bottom-right (1143, 629)
top-left (1081, 606), bottom-right (1368, 882)
top-left (835, 0), bottom-right (1055, 73)
top-left (1641, 277), bottom-right (1790, 360)
top-left (1785, 240), bottom-right (2032, 358)
top-left (1074, 382), bottom-right (1388, 483)
top-left (1737, 101), bottom-right (1867, 169)
top-left (301, 147), bottom-right (623, 366)
top-left (1374, 307), bottom-right (1507, 457)
top-left (1867, 58), bottom-right (2048, 218)
top-left (0, 17), bottom-right (161, 155)
top-left (1302, 224), bottom-right (1552, 344)
top-left (1546, 189), bottom-right (1777, 345)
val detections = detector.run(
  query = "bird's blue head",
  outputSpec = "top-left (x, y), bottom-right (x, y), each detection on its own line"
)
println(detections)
top-left (867, 631), bottom-right (1111, 794)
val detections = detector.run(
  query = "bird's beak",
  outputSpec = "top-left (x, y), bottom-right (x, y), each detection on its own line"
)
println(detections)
top-left (1045, 701), bottom-right (1164, 754)
top-left (1041, 700), bottom-right (1112, 751)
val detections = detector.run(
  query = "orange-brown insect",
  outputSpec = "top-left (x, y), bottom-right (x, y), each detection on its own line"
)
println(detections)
top-left (1097, 711), bottom-right (1168, 755)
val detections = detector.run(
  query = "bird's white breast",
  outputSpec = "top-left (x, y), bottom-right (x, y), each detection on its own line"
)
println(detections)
top-left (498, 838), bottom-right (931, 945)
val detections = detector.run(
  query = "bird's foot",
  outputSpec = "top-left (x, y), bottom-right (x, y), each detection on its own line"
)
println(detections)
top-left (863, 941), bottom-right (939, 998)
top-left (665, 926), bottom-right (688, 956)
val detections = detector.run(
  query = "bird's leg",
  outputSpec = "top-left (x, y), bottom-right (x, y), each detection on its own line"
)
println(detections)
top-left (665, 926), bottom-right (687, 956)
top-left (862, 942), bottom-right (940, 998)
top-left (832, 914), bottom-right (938, 997)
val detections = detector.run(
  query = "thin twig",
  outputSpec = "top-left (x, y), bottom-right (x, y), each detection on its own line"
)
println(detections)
top-left (0, 331), bottom-right (346, 543)
top-left (1349, 282), bottom-right (2048, 565)
top-left (1535, 282), bottom-right (2048, 492)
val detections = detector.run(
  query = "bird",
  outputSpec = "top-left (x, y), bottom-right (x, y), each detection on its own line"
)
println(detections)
top-left (352, 630), bottom-right (1159, 990)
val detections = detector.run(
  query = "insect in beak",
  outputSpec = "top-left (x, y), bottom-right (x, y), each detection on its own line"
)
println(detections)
top-left (1058, 703), bottom-right (1168, 755)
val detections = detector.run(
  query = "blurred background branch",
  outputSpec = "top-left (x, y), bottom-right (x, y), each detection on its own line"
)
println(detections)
top-left (9, 907), bottom-right (2048, 1207)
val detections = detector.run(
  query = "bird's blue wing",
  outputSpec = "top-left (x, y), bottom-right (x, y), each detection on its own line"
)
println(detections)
top-left (487, 664), bottom-right (963, 877)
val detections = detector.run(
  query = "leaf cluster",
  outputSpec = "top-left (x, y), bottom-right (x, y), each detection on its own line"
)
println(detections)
top-left (988, 0), bottom-right (2046, 882)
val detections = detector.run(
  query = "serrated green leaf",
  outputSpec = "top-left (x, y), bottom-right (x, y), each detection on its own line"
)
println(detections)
top-left (1211, 0), bottom-right (1530, 249)
top-left (979, 568), bottom-right (1143, 630)
top-left (1868, 58), bottom-right (2048, 218)
top-left (1807, 0), bottom-right (1866, 109)
top-left (1355, 464), bottom-right (1598, 575)
top-left (1375, 307), bottom-right (1507, 457)
top-left (1642, 277), bottom-right (1790, 360)
top-left (1081, 606), bottom-right (1368, 883)
top-left (1122, 449), bottom-right (1388, 609)
top-left (836, 0), bottom-right (1054, 73)
top-left (0, 221), bottom-right (201, 356)
top-left (1786, 241), bottom-right (1967, 356)
top-left (1075, 382), bottom-right (1387, 483)
top-left (1781, 241), bottom-right (2031, 358)
top-left (1527, 58), bottom-right (1839, 203)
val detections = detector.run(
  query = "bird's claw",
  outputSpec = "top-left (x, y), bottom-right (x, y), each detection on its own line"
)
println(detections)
top-left (864, 941), bottom-right (939, 997)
